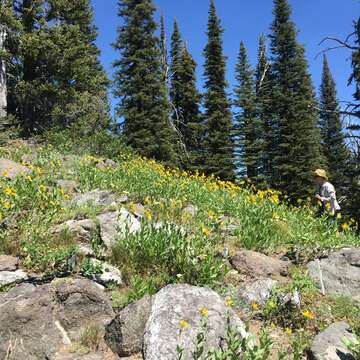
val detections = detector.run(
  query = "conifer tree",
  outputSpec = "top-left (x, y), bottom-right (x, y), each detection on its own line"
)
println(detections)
top-left (113, 0), bottom-right (178, 166)
top-left (8, 0), bottom-right (110, 135)
top-left (269, 0), bottom-right (322, 199)
top-left (319, 55), bottom-right (350, 193)
top-left (203, 0), bottom-right (235, 180)
top-left (255, 34), bottom-right (274, 183)
top-left (234, 41), bottom-right (259, 179)
top-left (159, 14), bottom-right (168, 85)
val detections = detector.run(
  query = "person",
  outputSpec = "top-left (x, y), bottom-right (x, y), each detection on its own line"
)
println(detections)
top-left (313, 169), bottom-right (341, 217)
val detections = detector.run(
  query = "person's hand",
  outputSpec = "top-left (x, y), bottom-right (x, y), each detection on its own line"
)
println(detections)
top-left (315, 194), bottom-right (322, 201)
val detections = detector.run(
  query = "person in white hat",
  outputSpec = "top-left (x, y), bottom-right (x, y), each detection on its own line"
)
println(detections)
top-left (313, 169), bottom-right (341, 216)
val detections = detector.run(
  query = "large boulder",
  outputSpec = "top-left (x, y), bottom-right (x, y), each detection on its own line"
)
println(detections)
top-left (70, 190), bottom-right (119, 208)
top-left (97, 209), bottom-right (141, 249)
top-left (143, 284), bottom-right (248, 360)
top-left (105, 295), bottom-right (153, 357)
top-left (0, 269), bottom-right (28, 287)
top-left (52, 218), bottom-right (97, 243)
top-left (230, 250), bottom-right (289, 278)
top-left (307, 248), bottom-right (360, 301)
top-left (0, 255), bottom-right (19, 271)
top-left (308, 322), bottom-right (356, 360)
top-left (0, 158), bottom-right (31, 179)
top-left (0, 278), bottom-right (115, 360)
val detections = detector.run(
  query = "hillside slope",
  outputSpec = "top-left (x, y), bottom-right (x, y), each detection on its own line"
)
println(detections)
top-left (0, 139), bottom-right (359, 359)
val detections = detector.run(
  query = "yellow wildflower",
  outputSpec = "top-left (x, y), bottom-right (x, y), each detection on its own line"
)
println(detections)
top-left (200, 307), bottom-right (209, 317)
top-left (179, 320), bottom-right (189, 329)
top-left (201, 226), bottom-right (211, 237)
top-left (2, 201), bottom-right (12, 209)
top-left (251, 302), bottom-right (260, 311)
top-left (341, 223), bottom-right (350, 231)
top-left (144, 208), bottom-right (153, 221)
top-left (302, 310), bottom-right (314, 320)
top-left (26, 175), bottom-right (33, 182)
top-left (225, 298), bottom-right (234, 307)
top-left (2, 171), bottom-right (9, 177)
top-left (4, 187), bottom-right (16, 197)
top-left (267, 300), bottom-right (277, 309)
top-left (285, 327), bottom-right (293, 335)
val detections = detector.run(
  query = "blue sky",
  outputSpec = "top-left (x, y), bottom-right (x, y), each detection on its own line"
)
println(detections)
top-left (91, 0), bottom-right (359, 116)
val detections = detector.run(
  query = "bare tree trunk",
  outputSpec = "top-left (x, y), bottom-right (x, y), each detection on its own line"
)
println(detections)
top-left (0, 22), bottom-right (7, 118)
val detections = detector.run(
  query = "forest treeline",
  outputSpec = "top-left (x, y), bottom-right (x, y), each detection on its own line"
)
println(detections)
top-left (0, 0), bottom-right (359, 222)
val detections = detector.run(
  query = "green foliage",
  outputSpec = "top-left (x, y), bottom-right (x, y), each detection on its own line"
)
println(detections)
top-left (202, 0), bottom-right (235, 181)
top-left (319, 55), bottom-right (350, 195)
top-left (169, 21), bottom-right (203, 171)
top-left (112, 0), bottom-right (178, 167)
top-left (234, 41), bottom-right (260, 180)
top-left (343, 334), bottom-right (360, 360)
top-left (80, 258), bottom-right (102, 277)
top-left (7, 0), bottom-right (110, 135)
top-left (79, 322), bottom-right (102, 352)
top-left (111, 224), bottom-right (225, 287)
top-left (269, 0), bottom-right (322, 200)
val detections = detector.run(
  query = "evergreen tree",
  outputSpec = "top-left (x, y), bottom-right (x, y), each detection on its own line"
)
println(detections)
top-left (159, 14), bottom-right (168, 85)
top-left (269, 0), bottom-right (322, 199)
top-left (255, 34), bottom-right (274, 183)
top-left (113, 0), bottom-right (178, 166)
top-left (8, 0), bottom-right (110, 135)
top-left (203, 0), bottom-right (235, 180)
top-left (234, 41), bottom-right (259, 179)
top-left (319, 55), bottom-right (350, 194)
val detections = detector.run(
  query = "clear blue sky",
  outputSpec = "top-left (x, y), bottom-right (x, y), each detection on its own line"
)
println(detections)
top-left (91, 0), bottom-right (359, 116)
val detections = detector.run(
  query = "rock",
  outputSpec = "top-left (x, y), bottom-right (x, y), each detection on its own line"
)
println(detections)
top-left (89, 259), bottom-right (123, 287)
top-left (230, 250), bottom-right (289, 278)
top-left (0, 269), bottom-right (28, 287)
top-left (56, 179), bottom-right (79, 194)
top-left (130, 203), bottom-right (145, 218)
top-left (143, 284), bottom-right (249, 360)
top-left (106, 296), bottom-right (153, 357)
top-left (307, 248), bottom-right (360, 301)
top-left (237, 278), bottom-right (278, 307)
top-left (97, 209), bottom-right (141, 249)
top-left (52, 218), bottom-right (97, 243)
top-left (96, 158), bottom-right (118, 170)
top-left (0, 158), bottom-right (31, 179)
top-left (71, 190), bottom-right (119, 207)
top-left (0, 278), bottom-right (115, 360)
top-left (182, 204), bottom-right (198, 218)
top-left (308, 322), bottom-right (356, 360)
top-left (0, 255), bottom-right (19, 271)
top-left (21, 152), bottom-right (37, 164)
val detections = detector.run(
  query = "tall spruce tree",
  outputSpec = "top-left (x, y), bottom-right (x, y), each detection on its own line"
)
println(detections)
top-left (319, 55), bottom-right (350, 194)
top-left (234, 41), bottom-right (259, 179)
top-left (255, 34), bottom-right (274, 183)
top-left (159, 14), bottom-right (168, 85)
top-left (203, 0), bottom-right (235, 180)
top-left (270, 0), bottom-right (322, 199)
top-left (113, 0), bottom-right (178, 166)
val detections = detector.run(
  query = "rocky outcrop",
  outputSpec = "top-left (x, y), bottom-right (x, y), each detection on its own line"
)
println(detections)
top-left (0, 158), bottom-right (31, 179)
top-left (56, 179), bottom-right (79, 194)
top-left (308, 322), bottom-right (356, 360)
top-left (0, 255), bottom-right (19, 271)
top-left (97, 209), bottom-right (141, 248)
top-left (237, 278), bottom-right (278, 307)
top-left (70, 190), bottom-right (121, 208)
top-left (230, 250), bottom-right (289, 278)
top-left (106, 295), bottom-right (153, 357)
top-left (143, 284), bottom-right (248, 360)
top-left (0, 278), bottom-right (115, 360)
top-left (53, 218), bottom-right (98, 243)
top-left (307, 248), bottom-right (360, 301)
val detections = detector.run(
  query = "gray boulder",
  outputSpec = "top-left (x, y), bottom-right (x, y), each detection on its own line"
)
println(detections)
top-left (89, 259), bottom-right (123, 287)
top-left (308, 322), bottom-right (356, 360)
top-left (71, 190), bottom-right (119, 207)
top-left (237, 278), bottom-right (278, 307)
top-left (308, 248), bottom-right (360, 301)
top-left (143, 284), bottom-right (248, 360)
top-left (52, 218), bottom-right (97, 243)
top-left (106, 296), bottom-right (153, 357)
top-left (97, 209), bottom-right (141, 249)
top-left (230, 250), bottom-right (289, 278)
top-left (0, 255), bottom-right (19, 271)
top-left (56, 180), bottom-right (79, 194)
top-left (0, 158), bottom-right (31, 179)
top-left (0, 278), bottom-right (115, 360)
top-left (0, 269), bottom-right (28, 287)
